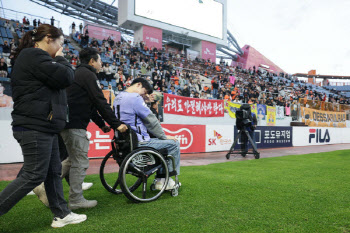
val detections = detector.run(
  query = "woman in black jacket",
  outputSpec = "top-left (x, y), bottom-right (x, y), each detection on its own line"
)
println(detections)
top-left (0, 24), bottom-right (86, 228)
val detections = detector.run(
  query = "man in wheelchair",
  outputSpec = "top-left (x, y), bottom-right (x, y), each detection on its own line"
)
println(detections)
top-left (113, 78), bottom-right (180, 190)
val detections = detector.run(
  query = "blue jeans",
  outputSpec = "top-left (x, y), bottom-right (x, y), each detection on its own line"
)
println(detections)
top-left (212, 88), bottom-right (218, 99)
top-left (0, 131), bottom-right (71, 218)
top-left (139, 139), bottom-right (180, 175)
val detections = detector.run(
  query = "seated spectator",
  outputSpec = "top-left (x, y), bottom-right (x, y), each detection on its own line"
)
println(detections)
top-left (2, 41), bottom-right (11, 57)
top-left (104, 63), bottom-right (112, 81)
top-left (0, 58), bottom-right (8, 77)
top-left (110, 61), bottom-right (117, 75)
top-left (182, 84), bottom-right (190, 97)
top-left (168, 86), bottom-right (176, 95)
top-left (115, 84), bottom-right (124, 96)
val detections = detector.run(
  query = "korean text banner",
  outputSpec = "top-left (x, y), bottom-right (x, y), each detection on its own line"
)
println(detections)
top-left (224, 101), bottom-right (241, 118)
top-left (266, 106), bottom-right (276, 126)
top-left (300, 107), bottom-right (346, 128)
top-left (164, 94), bottom-right (224, 117)
top-left (233, 126), bottom-right (293, 149)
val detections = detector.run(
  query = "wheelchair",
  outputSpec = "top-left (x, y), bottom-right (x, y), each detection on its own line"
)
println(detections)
top-left (99, 129), bottom-right (180, 203)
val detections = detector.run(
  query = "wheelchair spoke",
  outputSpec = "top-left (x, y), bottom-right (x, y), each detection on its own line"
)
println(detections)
top-left (142, 177), bottom-right (147, 199)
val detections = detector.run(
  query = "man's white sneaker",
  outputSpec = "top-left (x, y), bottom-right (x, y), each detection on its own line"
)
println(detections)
top-left (51, 212), bottom-right (87, 228)
top-left (69, 199), bottom-right (97, 210)
top-left (33, 183), bottom-right (49, 207)
top-left (82, 182), bottom-right (93, 191)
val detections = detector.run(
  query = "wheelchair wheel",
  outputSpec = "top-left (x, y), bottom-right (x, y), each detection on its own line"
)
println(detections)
top-left (100, 151), bottom-right (142, 194)
top-left (119, 148), bottom-right (169, 203)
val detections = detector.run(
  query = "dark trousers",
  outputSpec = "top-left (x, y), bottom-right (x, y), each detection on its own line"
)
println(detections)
top-left (0, 131), bottom-right (71, 218)
top-left (240, 130), bottom-right (256, 153)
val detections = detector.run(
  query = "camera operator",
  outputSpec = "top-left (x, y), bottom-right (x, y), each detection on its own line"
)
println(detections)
top-left (236, 104), bottom-right (257, 157)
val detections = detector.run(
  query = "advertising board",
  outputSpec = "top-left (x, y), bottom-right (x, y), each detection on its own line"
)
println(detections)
top-left (205, 125), bottom-right (234, 152)
top-left (162, 124), bottom-right (206, 153)
top-left (233, 126), bottom-right (293, 149)
top-left (292, 127), bottom-right (350, 146)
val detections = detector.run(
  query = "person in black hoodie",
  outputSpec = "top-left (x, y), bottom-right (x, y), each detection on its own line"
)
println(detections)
top-left (0, 24), bottom-right (87, 228)
top-left (60, 47), bottom-right (127, 210)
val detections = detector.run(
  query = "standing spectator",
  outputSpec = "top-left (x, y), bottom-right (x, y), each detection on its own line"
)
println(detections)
top-left (38, 19), bottom-right (41, 26)
top-left (0, 24), bottom-right (87, 228)
top-left (50, 16), bottom-right (55, 26)
top-left (72, 22), bottom-right (76, 34)
top-left (212, 78), bottom-right (219, 99)
top-left (22, 16), bottom-right (26, 24)
top-left (33, 18), bottom-right (37, 27)
top-left (79, 23), bottom-right (83, 33)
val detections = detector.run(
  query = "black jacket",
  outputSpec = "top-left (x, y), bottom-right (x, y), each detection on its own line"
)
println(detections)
top-left (11, 48), bottom-right (74, 133)
top-left (65, 64), bottom-right (122, 130)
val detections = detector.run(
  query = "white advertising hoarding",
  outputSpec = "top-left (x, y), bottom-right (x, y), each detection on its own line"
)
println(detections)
top-left (205, 125), bottom-right (234, 152)
top-left (292, 127), bottom-right (350, 146)
top-left (0, 121), bottom-right (23, 163)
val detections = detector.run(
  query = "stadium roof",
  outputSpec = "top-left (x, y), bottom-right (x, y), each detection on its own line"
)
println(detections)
top-left (293, 73), bottom-right (350, 80)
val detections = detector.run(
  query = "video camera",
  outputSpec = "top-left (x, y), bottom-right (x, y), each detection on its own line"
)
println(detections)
top-left (236, 104), bottom-right (252, 127)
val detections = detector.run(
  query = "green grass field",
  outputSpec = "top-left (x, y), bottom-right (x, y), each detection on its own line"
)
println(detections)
top-left (0, 150), bottom-right (349, 233)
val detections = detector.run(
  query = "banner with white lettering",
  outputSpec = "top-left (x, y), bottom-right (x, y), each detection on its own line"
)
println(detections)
top-left (233, 126), bottom-right (293, 149)
top-left (163, 94), bottom-right (224, 117)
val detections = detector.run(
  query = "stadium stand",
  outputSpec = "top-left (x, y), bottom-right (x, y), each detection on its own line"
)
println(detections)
top-left (0, 15), bottom-right (349, 114)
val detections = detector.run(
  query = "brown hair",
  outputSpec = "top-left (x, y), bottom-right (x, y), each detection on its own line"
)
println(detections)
top-left (13, 24), bottom-right (63, 59)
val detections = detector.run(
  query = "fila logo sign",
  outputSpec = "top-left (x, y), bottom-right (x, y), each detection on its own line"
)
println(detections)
top-left (309, 129), bottom-right (330, 143)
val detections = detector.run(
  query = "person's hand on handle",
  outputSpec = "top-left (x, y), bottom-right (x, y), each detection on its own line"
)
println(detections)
top-left (166, 135), bottom-right (177, 141)
top-left (117, 124), bottom-right (128, 133)
top-left (101, 126), bottom-right (111, 133)
top-left (55, 47), bottom-right (64, 57)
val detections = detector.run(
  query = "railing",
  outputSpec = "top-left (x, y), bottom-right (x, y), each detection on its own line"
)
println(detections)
top-left (0, 7), bottom-right (60, 28)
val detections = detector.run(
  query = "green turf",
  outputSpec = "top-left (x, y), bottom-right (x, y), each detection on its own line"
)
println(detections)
top-left (1, 150), bottom-right (350, 233)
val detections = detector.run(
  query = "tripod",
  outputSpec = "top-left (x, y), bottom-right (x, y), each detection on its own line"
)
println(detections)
top-left (226, 128), bottom-right (260, 159)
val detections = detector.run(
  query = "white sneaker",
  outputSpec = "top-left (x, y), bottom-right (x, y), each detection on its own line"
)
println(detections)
top-left (155, 178), bottom-right (178, 190)
top-left (33, 183), bottom-right (49, 207)
top-left (51, 212), bottom-right (87, 228)
top-left (69, 199), bottom-right (97, 210)
top-left (27, 191), bottom-right (35, 196)
top-left (82, 182), bottom-right (93, 191)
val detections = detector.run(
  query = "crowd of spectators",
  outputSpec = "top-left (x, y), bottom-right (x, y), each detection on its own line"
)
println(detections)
top-left (69, 29), bottom-right (350, 108)
top-left (1, 18), bottom-right (350, 108)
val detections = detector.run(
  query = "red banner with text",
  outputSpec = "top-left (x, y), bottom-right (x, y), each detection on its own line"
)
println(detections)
top-left (163, 94), bottom-right (224, 117)
top-left (86, 122), bottom-right (206, 157)
top-left (87, 123), bottom-right (114, 158)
